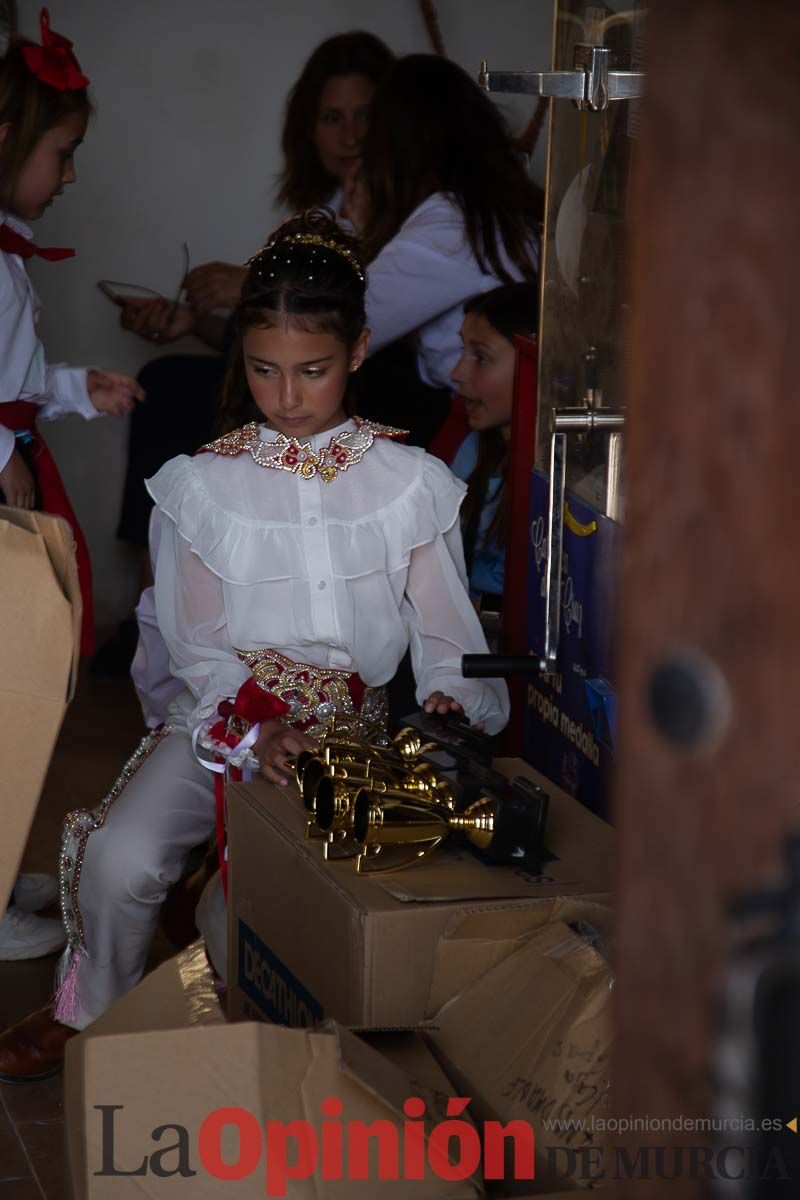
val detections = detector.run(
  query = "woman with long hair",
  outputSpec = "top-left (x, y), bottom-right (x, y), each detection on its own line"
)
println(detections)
top-left (346, 53), bottom-right (542, 449)
top-left (275, 31), bottom-right (393, 213)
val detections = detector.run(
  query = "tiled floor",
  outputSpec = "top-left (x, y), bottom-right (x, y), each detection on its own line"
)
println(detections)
top-left (0, 664), bottom-right (149, 1198)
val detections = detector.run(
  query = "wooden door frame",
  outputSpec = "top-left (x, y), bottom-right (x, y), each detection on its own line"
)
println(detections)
top-left (613, 2), bottom-right (800, 1196)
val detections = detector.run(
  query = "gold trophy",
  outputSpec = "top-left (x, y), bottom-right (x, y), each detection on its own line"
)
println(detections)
top-left (293, 720), bottom-right (544, 874)
top-left (298, 748), bottom-right (398, 814)
top-left (295, 725), bottom-right (440, 820)
top-left (301, 745), bottom-right (492, 872)
top-left (295, 729), bottom-right (406, 853)
top-left (351, 787), bottom-right (498, 874)
top-left (392, 726), bottom-right (439, 762)
top-left (313, 762), bottom-right (455, 836)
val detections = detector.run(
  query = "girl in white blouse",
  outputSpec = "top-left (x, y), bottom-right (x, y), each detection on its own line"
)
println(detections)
top-left (0, 210), bottom-right (507, 1077)
top-left (0, 16), bottom-right (143, 654)
top-left (0, 9), bottom-right (144, 974)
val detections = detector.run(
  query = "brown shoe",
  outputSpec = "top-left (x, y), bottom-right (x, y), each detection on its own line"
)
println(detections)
top-left (0, 1005), bottom-right (78, 1083)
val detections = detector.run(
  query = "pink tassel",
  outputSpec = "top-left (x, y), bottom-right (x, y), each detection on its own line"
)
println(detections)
top-left (52, 947), bottom-right (81, 1024)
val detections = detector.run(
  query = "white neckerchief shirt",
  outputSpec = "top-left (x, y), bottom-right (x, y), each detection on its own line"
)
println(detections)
top-left (0, 211), bottom-right (97, 472)
top-left (365, 192), bottom-right (537, 390)
top-left (144, 417), bottom-right (509, 735)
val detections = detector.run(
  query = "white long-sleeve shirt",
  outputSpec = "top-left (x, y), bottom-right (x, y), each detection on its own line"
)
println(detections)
top-left (0, 211), bottom-right (98, 472)
top-left (144, 417), bottom-right (509, 736)
top-left (365, 193), bottom-right (536, 390)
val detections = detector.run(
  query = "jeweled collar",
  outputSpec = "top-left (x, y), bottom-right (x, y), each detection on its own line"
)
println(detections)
top-left (199, 416), bottom-right (407, 482)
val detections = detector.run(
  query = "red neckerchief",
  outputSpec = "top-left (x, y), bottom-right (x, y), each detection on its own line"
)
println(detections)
top-left (0, 224), bottom-right (75, 262)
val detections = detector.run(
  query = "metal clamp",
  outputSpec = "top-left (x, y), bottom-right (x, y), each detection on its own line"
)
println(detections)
top-left (479, 44), bottom-right (644, 113)
top-left (553, 407), bottom-right (625, 433)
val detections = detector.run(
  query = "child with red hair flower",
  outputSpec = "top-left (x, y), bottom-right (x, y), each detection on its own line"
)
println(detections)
top-left (0, 7), bottom-right (144, 646)
top-left (0, 9), bottom-right (143, 965)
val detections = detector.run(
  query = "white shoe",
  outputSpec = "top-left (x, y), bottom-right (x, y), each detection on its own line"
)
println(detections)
top-left (13, 873), bottom-right (59, 913)
top-left (0, 907), bottom-right (66, 961)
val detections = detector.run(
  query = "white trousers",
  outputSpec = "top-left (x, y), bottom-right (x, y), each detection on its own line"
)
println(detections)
top-left (63, 730), bottom-right (217, 1030)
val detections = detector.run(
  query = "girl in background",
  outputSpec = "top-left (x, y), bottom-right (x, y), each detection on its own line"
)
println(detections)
top-left (0, 209), bottom-right (507, 1081)
top-left (345, 54), bottom-right (542, 450)
top-left (450, 282), bottom-right (538, 610)
top-left (0, 9), bottom-right (142, 963)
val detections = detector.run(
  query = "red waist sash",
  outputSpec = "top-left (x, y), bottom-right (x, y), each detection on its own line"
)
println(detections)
top-left (207, 651), bottom-right (388, 897)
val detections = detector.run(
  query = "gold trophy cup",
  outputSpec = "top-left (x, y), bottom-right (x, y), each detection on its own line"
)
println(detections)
top-left (351, 787), bottom-right (497, 873)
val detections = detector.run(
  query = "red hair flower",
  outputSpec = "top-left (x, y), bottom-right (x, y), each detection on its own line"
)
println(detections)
top-left (21, 8), bottom-right (90, 92)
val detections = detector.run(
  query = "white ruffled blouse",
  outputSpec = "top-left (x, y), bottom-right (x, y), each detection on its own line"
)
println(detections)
top-left (145, 418), bottom-right (509, 735)
top-left (0, 211), bottom-right (98, 472)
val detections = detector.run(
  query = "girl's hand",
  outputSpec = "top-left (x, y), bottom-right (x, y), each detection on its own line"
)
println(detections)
top-left (120, 297), bottom-right (196, 343)
top-left (422, 691), bottom-right (485, 732)
top-left (254, 719), bottom-right (318, 788)
top-left (183, 262), bottom-right (246, 314)
top-left (0, 449), bottom-right (36, 508)
top-left (339, 161), bottom-right (371, 234)
top-left (87, 369), bottom-right (145, 416)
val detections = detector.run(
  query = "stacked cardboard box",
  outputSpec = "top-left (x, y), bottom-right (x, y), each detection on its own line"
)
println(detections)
top-left (226, 758), bottom-right (615, 1028)
top-left (65, 757), bottom-right (618, 1196)
top-left (221, 758), bottom-right (616, 1192)
top-left (427, 907), bottom-right (614, 1188)
top-left (65, 942), bottom-right (483, 1198)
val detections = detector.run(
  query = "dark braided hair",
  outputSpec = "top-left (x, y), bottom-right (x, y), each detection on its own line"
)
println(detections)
top-left (217, 209), bottom-right (367, 433)
top-left (459, 283), bottom-right (538, 576)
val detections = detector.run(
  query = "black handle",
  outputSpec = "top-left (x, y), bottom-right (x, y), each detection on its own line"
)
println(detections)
top-left (461, 654), bottom-right (540, 678)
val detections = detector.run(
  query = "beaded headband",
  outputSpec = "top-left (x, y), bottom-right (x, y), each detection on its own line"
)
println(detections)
top-left (248, 231), bottom-right (365, 283)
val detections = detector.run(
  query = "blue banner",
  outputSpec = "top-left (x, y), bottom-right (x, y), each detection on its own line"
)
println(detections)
top-left (523, 470), bottom-right (622, 819)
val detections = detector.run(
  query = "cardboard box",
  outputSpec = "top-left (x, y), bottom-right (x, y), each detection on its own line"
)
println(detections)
top-left (65, 943), bottom-right (483, 1198)
top-left (227, 758), bottom-right (615, 1028)
top-left (427, 917), bottom-right (614, 1193)
top-left (426, 897), bottom-right (613, 1017)
top-left (0, 508), bottom-right (81, 914)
